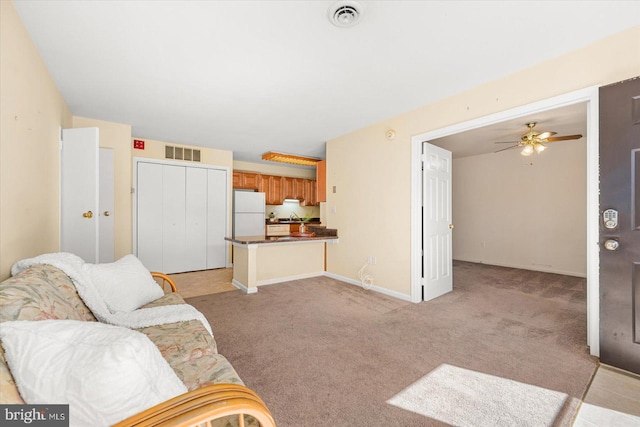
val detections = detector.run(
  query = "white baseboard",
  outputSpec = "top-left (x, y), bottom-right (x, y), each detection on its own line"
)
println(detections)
top-left (231, 279), bottom-right (257, 294)
top-left (257, 272), bottom-right (324, 287)
top-left (453, 258), bottom-right (587, 278)
top-left (323, 272), bottom-right (413, 302)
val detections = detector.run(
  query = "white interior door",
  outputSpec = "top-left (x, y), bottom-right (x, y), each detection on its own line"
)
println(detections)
top-left (99, 148), bottom-right (115, 263)
top-left (423, 142), bottom-right (453, 301)
top-left (136, 162), bottom-right (164, 272)
top-left (207, 169), bottom-right (227, 268)
top-left (184, 167), bottom-right (207, 271)
top-left (61, 128), bottom-right (99, 262)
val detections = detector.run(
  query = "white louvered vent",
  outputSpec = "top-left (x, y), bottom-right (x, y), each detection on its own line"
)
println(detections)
top-left (165, 145), bottom-right (201, 162)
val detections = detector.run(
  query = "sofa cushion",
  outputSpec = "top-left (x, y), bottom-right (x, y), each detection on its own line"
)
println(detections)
top-left (0, 320), bottom-right (187, 426)
top-left (0, 264), bottom-right (96, 323)
top-left (82, 254), bottom-right (164, 313)
top-left (136, 320), bottom-right (243, 390)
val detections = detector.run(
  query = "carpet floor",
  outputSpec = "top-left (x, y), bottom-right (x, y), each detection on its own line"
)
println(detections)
top-left (186, 261), bottom-right (596, 426)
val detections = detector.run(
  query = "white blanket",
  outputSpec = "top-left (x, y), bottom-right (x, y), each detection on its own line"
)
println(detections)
top-left (11, 253), bottom-right (213, 336)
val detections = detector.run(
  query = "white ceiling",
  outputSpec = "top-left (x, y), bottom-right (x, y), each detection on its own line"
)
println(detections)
top-left (431, 102), bottom-right (588, 159)
top-left (13, 1), bottom-right (640, 165)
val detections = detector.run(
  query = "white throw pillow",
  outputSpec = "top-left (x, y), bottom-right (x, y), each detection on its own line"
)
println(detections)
top-left (83, 254), bottom-right (164, 313)
top-left (0, 320), bottom-right (187, 427)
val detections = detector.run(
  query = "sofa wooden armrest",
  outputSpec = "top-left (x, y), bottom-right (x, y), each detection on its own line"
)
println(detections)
top-left (113, 383), bottom-right (276, 427)
top-left (151, 272), bottom-right (178, 293)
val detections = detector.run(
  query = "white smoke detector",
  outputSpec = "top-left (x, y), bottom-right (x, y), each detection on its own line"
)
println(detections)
top-left (327, 1), bottom-right (365, 28)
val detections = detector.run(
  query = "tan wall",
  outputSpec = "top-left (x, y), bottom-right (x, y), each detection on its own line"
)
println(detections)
top-left (0, 1), bottom-right (72, 279)
top-left (452, 139), bottom-right (587, 277)
top-left (326, 26), bottom-right (640, 297)
top-left (72, 117), bottom-right (132, 259)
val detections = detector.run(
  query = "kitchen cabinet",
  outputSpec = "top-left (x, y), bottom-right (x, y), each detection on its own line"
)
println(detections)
top-left (264, 175), bottom-right (283, 205)
top-left (233, 171), bottom-right (263, 191)
top-left (234, 170), bottom-right (319, 206)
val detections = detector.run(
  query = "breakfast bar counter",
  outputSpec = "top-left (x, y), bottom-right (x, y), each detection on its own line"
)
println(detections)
top-left (225, 235), bottom-right (338, 293)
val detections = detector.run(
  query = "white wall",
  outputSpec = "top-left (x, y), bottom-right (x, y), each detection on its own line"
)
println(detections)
top-left (452, 138), bottom-right (587, 277)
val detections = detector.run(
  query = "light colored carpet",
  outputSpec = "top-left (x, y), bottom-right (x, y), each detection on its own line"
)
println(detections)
top-left (387, 363), bottom-right (569, 427)
top-left (186, 261), bottom-right (596, 426)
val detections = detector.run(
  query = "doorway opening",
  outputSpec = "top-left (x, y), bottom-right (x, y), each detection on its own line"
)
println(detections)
top-left (410, 87), bottom-right (600, 357)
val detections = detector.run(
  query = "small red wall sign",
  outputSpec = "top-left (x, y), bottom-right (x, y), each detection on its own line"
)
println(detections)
top-left (133, 139), bottom-right (145, 150)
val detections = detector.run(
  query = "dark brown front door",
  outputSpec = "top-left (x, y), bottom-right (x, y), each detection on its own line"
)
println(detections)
top-left (599, 76), bottom-right (640, 374)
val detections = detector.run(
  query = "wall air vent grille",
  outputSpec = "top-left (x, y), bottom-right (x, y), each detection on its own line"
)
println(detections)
top-left (165, 145), bottom-right (201, 162)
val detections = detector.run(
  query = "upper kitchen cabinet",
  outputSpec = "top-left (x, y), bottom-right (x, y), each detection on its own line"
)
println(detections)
top-left (264, 175), bottom-right (283, 205)
top-left (234, 170), bottom-right (318, 206)
top-left (316, 160), bottom-right (326, 203)
top-left (233, 171), bottom-right (263, 191)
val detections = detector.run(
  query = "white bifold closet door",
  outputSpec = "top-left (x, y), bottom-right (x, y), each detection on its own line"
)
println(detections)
top-left (136, 161), bottom-right (227, 274)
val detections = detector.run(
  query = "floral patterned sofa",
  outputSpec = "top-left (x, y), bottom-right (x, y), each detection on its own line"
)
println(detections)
top-left (0, 263), bottom-right (275, 427)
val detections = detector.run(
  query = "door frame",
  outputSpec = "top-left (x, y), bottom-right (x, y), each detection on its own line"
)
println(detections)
top-left (410, 86), bottom-right (600, 357)
top-left (132, 157), bottom-right (233, 269)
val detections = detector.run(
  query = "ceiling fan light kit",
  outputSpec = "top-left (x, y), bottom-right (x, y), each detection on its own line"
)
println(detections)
top-left (494, 122), bottom-right (583, 156)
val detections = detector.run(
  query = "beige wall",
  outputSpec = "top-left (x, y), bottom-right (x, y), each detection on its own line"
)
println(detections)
top-left (72, 117), bottom-right (132, 260)
top-left (326, 26), bottom-right (640, 297)
top-left (0, 1), bottom-right (72, 279)
top-left (452, 139), bottom-right (587, 277)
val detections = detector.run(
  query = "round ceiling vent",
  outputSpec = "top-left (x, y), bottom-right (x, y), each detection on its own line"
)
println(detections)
top-left (327, 1), bottom-right (365, 28)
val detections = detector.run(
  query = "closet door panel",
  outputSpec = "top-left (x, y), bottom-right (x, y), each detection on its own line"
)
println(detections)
top-left (162, 165), bottom-right (186, 274)
top-left (185, 167), bottom-right (208, 271)
top-left (137, 162), bottom-right (164, 272)
top-left (207, 169), bottom-right (227, 269)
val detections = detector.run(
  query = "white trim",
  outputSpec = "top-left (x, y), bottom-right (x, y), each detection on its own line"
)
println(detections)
top-left (257, 271), bottom-right (324, 287)
top-left (231, 279), bottom-right (257, 294)
top-left (132, 157), bottom-right (231, 270)
top-left (454, 259), bottom-right (587, 279)
top-left (410, 86), bottom-right (600, 357)
top-left (324, 272), bottom-right (413, 302)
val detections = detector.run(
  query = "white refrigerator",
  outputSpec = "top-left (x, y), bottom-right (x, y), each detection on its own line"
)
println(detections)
top-left (233, 190), bottom-right (266, 237)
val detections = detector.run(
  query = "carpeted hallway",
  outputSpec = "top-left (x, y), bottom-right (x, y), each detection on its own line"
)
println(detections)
top-left (186, 261), bottom-right (596, 426)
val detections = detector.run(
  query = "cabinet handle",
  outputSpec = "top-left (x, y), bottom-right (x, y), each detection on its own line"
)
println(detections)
top-left (82, 211), bottom-right (93, 219)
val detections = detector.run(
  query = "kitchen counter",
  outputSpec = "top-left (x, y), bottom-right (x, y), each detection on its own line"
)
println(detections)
top-left (226, 235), bottom-right (338, 244)
top-left (226, 234), bottom-right (338, 293)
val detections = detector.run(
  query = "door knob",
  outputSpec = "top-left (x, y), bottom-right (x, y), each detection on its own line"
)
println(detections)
top-left (103, 211), bottom-right (110, 217)
top-left (82, 211), bottom-right (93, 219)
top-left (603, 239), bottom-right (619, 251)
top-left (449, 224), bottom-right (454, 229)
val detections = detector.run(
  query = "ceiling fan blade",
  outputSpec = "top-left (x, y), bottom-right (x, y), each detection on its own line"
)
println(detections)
top-left (494, 144), bottom-right (519, 153)
top-left (545, 134), bottom-right (583, 142)
top-left (537, 131), bottom-right (557, 140)
top-left (494, 141), bottom-right (520, 144)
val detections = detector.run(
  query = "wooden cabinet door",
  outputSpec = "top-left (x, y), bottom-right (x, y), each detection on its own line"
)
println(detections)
top-left (241, 172), bottom-right (263, 191)
top-left (301, 179), bottom-right (317, 206)
top-left (266, 175), bottom-right (283, 205)
top-left (294, 178), bottom-right (305, 200)
top-left (282, 176), bottom-right (295, 199)
top-left (232, 171), bottom-right (242, 188)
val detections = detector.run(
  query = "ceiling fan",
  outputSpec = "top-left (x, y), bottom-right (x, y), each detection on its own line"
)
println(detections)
top-left (494, 122), bottom-right (583, 156)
